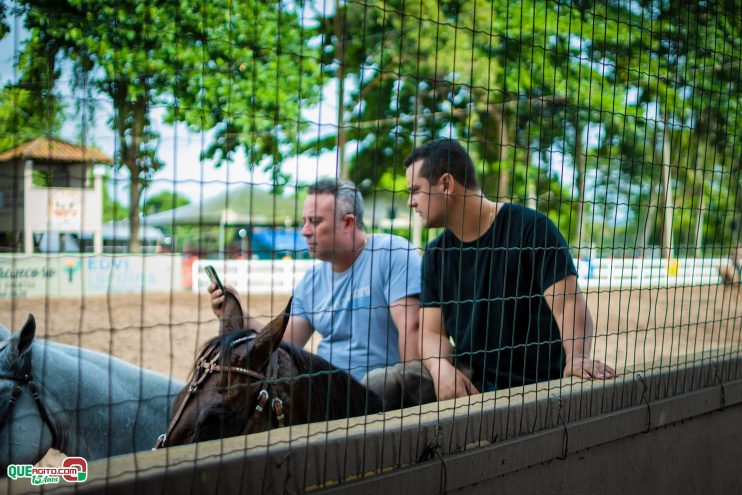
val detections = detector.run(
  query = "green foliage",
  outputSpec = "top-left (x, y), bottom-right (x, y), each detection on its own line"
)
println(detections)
top-left (311, 0), bottom-right (741, 255)
top-left (14, 0), bottom-right (321, 250)
top-left (9, 0), bottom-right (740, 255)
top-left (0, 86), bottom-right (64, 152)
top-left (0, 2), bottom-right (9, 39)
top-left (164, 0), bottom-right (321, 187)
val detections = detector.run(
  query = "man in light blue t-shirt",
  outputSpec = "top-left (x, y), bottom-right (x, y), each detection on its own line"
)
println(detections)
top-left (291, 228), bottom-right (418, 381)
top-left (210, 178), bottom-right (435, 409)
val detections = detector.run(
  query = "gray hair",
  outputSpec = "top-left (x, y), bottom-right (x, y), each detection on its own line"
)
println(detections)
top-left (308, 178), bottom-right (365, 229)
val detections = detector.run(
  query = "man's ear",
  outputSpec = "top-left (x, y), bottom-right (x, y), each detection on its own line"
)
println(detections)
top-left (439, 173), bottom-right (454, 194)
top-left (343, 213), bottom-right (357, 231)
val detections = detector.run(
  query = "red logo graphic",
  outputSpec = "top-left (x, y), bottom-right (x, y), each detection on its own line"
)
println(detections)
top-left (61, 457), bottom-right (88, 482)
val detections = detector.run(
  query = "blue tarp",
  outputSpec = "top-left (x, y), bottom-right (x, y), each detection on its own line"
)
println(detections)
top-left (251, 229), bottom-right (308, 255)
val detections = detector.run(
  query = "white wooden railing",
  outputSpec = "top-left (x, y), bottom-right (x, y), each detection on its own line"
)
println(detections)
top-left (575, 257), bottom-right (726, 289)
top-left (192, 259), bottom-right (318, 295)
top-left (193, 257), bottom-right (729, 295)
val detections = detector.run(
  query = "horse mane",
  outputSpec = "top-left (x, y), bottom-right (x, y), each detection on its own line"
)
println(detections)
top-left (280, 343), bottom-right (385, 419)
top-left (192, 329), bottom-right (384, 419)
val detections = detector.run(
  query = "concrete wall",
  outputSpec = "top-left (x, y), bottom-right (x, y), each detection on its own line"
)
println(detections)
top-left (6, 352), bottom-right (739, 494)
top-left (459, 404), bottom-right (742, 495)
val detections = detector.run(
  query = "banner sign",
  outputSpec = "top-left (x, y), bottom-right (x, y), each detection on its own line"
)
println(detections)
top-left (0, 254), bottom-right (183, 299)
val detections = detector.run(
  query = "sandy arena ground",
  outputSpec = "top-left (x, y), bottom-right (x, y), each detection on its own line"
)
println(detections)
top-left (2, 285), bottom-right (740, 379)
top-left (1, 284), bottom-right (740, 464)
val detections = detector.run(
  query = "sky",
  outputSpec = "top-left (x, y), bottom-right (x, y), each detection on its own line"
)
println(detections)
top-left (0, 15), bottom-right (340, 207)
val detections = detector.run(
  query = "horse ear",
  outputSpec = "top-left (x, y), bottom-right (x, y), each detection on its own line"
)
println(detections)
top-left (220, 290), bottom-right (245, 336)
top-left (9, 314), bottom-right (36, 358)
top-left (249, 298), bottom-right (293, 370)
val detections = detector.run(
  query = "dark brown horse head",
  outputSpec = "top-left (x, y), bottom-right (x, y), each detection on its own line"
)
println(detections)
top-left (162, 300), bottom-right (292, 446)
top-left (159, 298), bottom-right (384, 448)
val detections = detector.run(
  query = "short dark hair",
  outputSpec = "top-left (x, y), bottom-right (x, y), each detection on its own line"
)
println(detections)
top-left (403, 139), bottom-right (480, 190)
top-left (307, 178), bottom-right (365, 229)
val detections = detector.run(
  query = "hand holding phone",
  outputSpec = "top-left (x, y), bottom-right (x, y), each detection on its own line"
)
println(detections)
top-left (204, 265), bottom-right (224, 292)
top-left (204, 265), bottom-right (245, 333)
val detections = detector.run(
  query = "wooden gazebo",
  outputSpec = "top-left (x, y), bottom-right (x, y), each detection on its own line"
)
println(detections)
top-left (0, 137), bottom-right (112, 254)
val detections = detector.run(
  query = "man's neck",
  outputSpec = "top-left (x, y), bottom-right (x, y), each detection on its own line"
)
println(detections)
top-left (445, 192), bottom-right (499, 242)
top-left (330, 232), bottom-right (368, 272)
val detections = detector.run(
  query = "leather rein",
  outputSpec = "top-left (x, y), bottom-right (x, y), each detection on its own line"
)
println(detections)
top-left (0, 348), bottom-right (60, 448)
top-left (154, 333), bottom-right (286, 449)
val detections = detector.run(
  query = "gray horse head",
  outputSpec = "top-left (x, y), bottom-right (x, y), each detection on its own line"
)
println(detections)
top-left (1, 314), bottom-right (185, 470)
top-left (0, 314), bottom-right (56, 470)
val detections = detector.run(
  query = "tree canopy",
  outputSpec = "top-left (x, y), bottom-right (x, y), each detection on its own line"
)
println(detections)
top-left (2, 0), bottom-right (739, 256)
top-left (308, 0), bottom-right (741, 256)
top-left (7, 0), bottom-right (321, 251)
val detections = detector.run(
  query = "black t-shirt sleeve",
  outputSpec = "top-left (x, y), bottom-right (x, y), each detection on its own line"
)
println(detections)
top-left (420, 245), bottom-right (442, 308)
top-left (529, 212), bottom-right (578, 293)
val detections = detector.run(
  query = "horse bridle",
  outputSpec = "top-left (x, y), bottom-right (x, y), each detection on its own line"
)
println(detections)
top-left (0, 348), bottom-right (59, 448)
top-left (154, 333), bottom-right (287, 449)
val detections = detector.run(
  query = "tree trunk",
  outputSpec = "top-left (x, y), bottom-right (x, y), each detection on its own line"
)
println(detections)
top-left (642, 184), bottom-right (659, 255)
top-left (110, 82), bottom-right (141, 254)
top-left (497, 107), bottom-right (510, 200)
top-left (640, 127), bottom-right (666, 257)
top-left (334, 1), bottom-right (347, 179)
top-left (694, 195), bottom-right (706, 258)
top-left (525, 138), bottom-right (537, 210)
top-left (128, 167), bottom-right (141, 253)
top-left (693, 133), bottom-right (707, 257)
top-left (660, 117), bottom-right (673, 259)
top-left (573, 122), bottom-right (587, 250)
top-left (126, 97), bottom-right (148, 253)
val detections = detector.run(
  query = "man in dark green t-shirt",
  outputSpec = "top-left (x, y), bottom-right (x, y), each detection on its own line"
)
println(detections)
top-left (405, 139), bottom-right (615, 400)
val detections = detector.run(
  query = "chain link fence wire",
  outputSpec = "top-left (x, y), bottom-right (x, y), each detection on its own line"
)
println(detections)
top-left (0, 0), bottom-right (740, 491)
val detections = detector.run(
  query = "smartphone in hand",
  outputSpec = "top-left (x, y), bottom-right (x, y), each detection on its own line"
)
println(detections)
top-left (204, 264), bottom-right (245, 332)
top-left (204, 265), bottom-right (224, 292)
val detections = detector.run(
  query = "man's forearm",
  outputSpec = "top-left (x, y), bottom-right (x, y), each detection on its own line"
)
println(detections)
top-left (399, 328), bottom-right (421, 362)
top-left (557, 293), bottom-right (594, 361)
top-left (547, 278), bottom-right (615, 380)
top-left (419, 330), bottom-right (455, 373)
top-left (391, 296), bottom-right (423, 363)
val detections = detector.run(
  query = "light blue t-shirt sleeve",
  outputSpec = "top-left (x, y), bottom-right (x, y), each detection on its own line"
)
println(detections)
top-left (291, 269), bottom-right (312, 320)
top-left (387, 236), bottom-right (422, 303)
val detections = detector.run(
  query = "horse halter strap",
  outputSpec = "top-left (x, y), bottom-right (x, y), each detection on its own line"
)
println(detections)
top-left (154, 336), bottom-right (285, 449)
top-left (0, 352), bottom-right (59, 448)
top-left (241, 351), bottom-right (286, 434)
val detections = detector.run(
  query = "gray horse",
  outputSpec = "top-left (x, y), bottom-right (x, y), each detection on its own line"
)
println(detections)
top-left (0, 315), bottom-right (184, 469)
